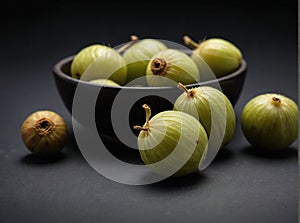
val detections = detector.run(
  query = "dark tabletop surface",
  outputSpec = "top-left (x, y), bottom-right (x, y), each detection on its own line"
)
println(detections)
top-left (1, 1), bottom-right (298, 223)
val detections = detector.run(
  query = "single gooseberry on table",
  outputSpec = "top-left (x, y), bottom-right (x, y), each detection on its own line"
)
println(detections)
top-left (241, 93), bottom-right (298, 150)
top-left (21, 110), bottom-right (68, 156)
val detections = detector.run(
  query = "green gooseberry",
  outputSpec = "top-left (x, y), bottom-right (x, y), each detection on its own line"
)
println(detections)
top-left (241, 93), bottom-right (298, 150)
top-left (174, 83), bottom-right (236, 148)
top-left (71, 44), bottom-right (127, 85)
top-left (183, 35), bottom-right (242, 78)
top-left (134, 104), bottom-right (208, 177)
top-left (146, 49), bottom-right (200, 87)
top-left (122, 38), bottom-right (168, 84)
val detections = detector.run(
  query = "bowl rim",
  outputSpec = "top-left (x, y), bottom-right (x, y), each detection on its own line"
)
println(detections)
top-left (53, 55), bottom-right (247, 90)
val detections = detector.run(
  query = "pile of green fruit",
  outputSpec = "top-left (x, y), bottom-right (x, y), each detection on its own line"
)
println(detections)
top-left (70, 35), bottom-right (243, 87)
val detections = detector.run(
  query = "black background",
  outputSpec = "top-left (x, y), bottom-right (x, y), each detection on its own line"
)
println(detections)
top-left (0, 1), bottom-right (298, 223)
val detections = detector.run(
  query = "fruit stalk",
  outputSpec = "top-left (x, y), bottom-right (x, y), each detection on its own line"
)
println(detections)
top-left (133, 104), bottom-right (151, 132)
top-left (177, 82), bottom-right (195, 97)
top-left (116, 35), bottom-right (139, 54)
top-left (183, 35), bottom-right (200, 49)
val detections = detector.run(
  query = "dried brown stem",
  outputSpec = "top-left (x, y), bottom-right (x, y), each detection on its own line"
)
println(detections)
top-left (133, 126), bottom-right (149, 131)
top-left (177, 82), bottom-right (195, 97)
top-left (116, 35), bottom-right (139, 54)
top-left (133, 104), bottom-right (152, 132)
top-left (183, 35), bottom-right (199, 49)
top-left (34, 118), bottom-right (54, 136)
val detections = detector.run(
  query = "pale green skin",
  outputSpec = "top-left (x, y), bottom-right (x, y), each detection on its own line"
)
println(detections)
top-left (241, 93), bottom-right (298, 150)
top-left (137, 110), bottom-right (208, 177)
top-left (89, 79), bottom-right (120, 86)
top-left (193, 38), bottom-right (242, 78)
top-left (123, 39), bottom-right (168, 83)
top-left (174, 86), bottom-right (236, 148)
top-left (146, 49), bottom-right (200, 87)
top-left (71, 44), bottom-right (127, 85)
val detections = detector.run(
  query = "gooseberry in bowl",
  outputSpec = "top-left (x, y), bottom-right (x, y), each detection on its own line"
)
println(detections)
top-left (122, 36), bottom-right (168, 84)
top-left (70, 44), bottom-right (128, 85)
top-left (146, 49), bottom-right (200, 87)
top-left (183, 35), bottom-right (243, 78)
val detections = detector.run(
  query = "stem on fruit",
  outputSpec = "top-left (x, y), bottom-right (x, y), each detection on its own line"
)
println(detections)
top-left (133, 126), bottom-right (149, 131)
top-left (130, 35), bottom-right (139, 41)
top-left (35, 118), bottom-right (54, 136)
top-left (142, 104), bottom-right (151, 127)
top-left (271, 96), bottom-right (281, 106)
top-left (183, 35), bottom-right (199, 49)
top-left (133, 104), bottom-right (151, 132)
top-left (177, 82), bottom-right (189, 93)
top-left (177, 82), bottom-right (195, 97)
top-left (116, 35), bottom-right (139, 54)
top-left (151, 58), bottom-right (167, 75)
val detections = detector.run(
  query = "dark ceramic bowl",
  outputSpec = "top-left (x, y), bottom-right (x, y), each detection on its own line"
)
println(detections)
top-left (53, 55), bottom-right (247, 148)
